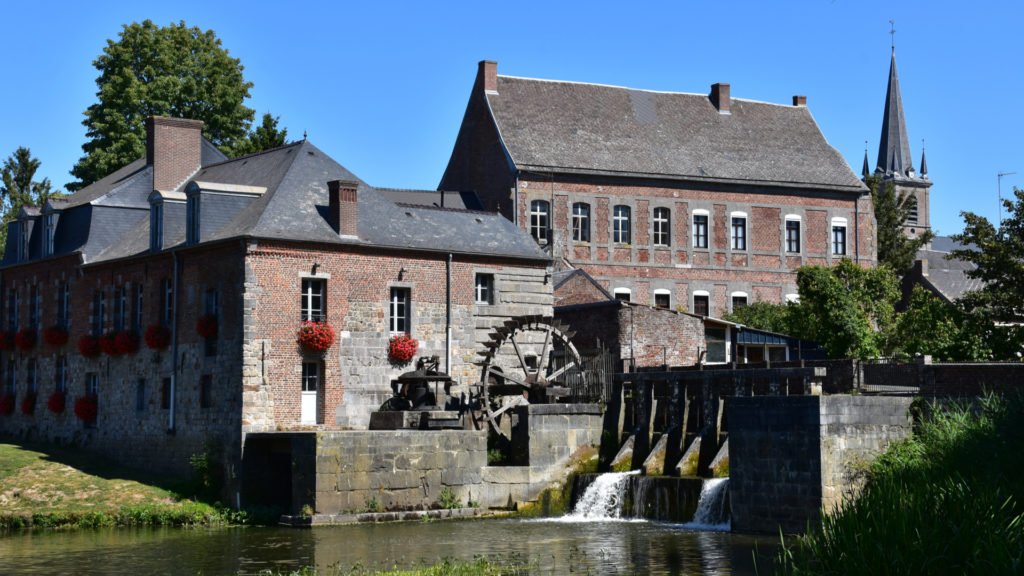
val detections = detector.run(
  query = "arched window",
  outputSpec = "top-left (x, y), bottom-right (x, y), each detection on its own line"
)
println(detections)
top-left (613, 205), bottom-right (631, 244)
top-left (572, 202), bottom-right (591, 242)
top-left (529, 200), bottom-right (550, 244)
top-left (652, 207), bottom-right (671, 246)
top-left (905, 195), bottom-right (919, 224)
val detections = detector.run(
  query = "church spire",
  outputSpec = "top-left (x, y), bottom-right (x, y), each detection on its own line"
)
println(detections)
top-left (920, 141), bottom-right (928, 178)
top-left (875, 48), bottom-right (915, 178)
top-left (862, 143), bottom-right (871, 178)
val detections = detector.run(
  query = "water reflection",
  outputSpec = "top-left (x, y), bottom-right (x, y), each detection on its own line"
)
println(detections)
top-left (0, 519), bottom-right (778, 575)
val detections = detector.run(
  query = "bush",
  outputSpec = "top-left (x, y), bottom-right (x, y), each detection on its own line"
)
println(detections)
top-left (437, 487), bottom-right (460, 510)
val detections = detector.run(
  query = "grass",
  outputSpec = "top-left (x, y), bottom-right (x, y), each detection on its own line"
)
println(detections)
top-left (0, 441), bottom-right (245, 531)
top-left (259, 557), bottom-right (529, 576)
top-left (776, 393), bottom-right (1024, 575)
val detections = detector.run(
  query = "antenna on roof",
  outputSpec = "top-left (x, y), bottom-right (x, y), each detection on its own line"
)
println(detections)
top-left (889, 19), bottom-right (896, 50)
top-left (303, 130), bottom-right (308, 141)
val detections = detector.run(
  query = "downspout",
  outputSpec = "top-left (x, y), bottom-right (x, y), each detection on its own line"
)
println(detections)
top-left (168, 250), bottom-right (180, 433)
top-left (445, 253), bottom-right (452, 376)
top-left (854, 194), bottom-right (861, 264)
top-left (512, 171), bottom-right (520, 226)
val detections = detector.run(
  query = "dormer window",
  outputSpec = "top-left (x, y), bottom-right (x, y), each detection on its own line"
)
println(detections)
top-left (17, 220), bottom-right (30, 262)
top-left (42, 213), bottom-right (56, 257)
top-left (150, 203), bottom-right (163, 252)
top-left (186, 194), bottom-right (200, 245)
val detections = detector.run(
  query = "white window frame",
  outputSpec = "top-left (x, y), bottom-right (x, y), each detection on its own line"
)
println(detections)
top-left (28, 285), bottom-right (39, 329)
top-left (613, 205), bottom-right (631, 244)
top-left (150, 203), bottom-right (163, 252)
top-left (55, 355), bottom-right (67, 393)
top-left (613, 287), bottom-right (632, 302)
top-left (832, 217), bottom-right (848, 256)
top-left (730, 211), bottom-right (748, 251)
top-left (133, 284), bottom-right (144, 332)
top-left (389, 287), bottom-right (411, 334)
top-left (730, 291), bottom-right (749, 312)
top-left (59, 283), bottom-right (70, 328)
top-left (162, 278), bottom-right (174, 326)
top-left (692, 209), bottom-right (709, 249)
top-left (529, 200), bottom-right (550, 245)
top-left (652, 207), bottom-right (671, 247)
top-left (114, 285), bottom-right (127, 331)
top-left (301, 278), bottom-right (326, 321)
top-left (653, 288), bottom-right (671, 309)
top-left (571, 202), bottom-right (590, 242)
top-left (693, 290), bottom-right (711, 317)
top-left (785, 215), bottom-right (801, 254)
top-left (474, 273), bottom-right (494, 305)
top-left (43, 213), bottom-right (55, 257)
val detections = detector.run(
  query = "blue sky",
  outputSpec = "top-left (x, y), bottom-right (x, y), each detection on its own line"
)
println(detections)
top-left (2, 1), bottom-right (1021, 236)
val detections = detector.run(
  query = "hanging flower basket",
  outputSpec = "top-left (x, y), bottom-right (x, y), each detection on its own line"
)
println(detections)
top-left (78, 334), bottom-right (102, 358)
top-left (43, 325), bottom-right (69, 348)
top-left (47, 390), bottom-right (66, 414)
top-left (74, 395), bottom-right (98, 424)
top-left (99, 332), bottom-right (120, 356)
top-left (115, 330), bottom-right (140, 355)
top-left (20, 393), bottom-right (36, 416)
top-left (144, 324), bottom-right (171, 350)
top-left (196, 314), bottom-right (218, 339)
top-left (387, 334), bottom-right (419, 364)
top-left (297, 321), bottom-right (335, 353)
top-left (15, 328), bottom-right (36, 352)
top-left (0, 394), bottom-right (14, 416)
top-left (0, 331), bottom-right (13, 351)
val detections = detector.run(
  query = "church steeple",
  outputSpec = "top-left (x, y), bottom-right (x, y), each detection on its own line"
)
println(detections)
top-left (875, 48), bottom-right (915, 178)
top-left (862, 145), bottom-right (871, 178)
top-left (920, 143), bottom-right (928, 179)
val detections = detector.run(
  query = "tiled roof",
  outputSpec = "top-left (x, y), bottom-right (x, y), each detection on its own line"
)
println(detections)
top-left (487, 76), bottom-right (867, 192)
top-left (915, 237), bottom-right (984, 302)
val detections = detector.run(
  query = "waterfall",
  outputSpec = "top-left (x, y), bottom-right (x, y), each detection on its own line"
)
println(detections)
top-left (564, 471), bottom-right (640, 520)
top-left (686, 478), bottom-right (730, 530)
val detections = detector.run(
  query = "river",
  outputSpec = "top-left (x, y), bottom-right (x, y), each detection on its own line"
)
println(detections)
top-left (0, 518), bottom-right (779, 575)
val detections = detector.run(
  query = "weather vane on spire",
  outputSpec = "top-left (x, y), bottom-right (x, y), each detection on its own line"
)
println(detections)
top-left (889, 20), bottom-right (896, 49)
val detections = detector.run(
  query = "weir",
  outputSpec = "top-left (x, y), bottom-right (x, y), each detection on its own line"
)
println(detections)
top-left (567, 473), bottom-right (728, 527)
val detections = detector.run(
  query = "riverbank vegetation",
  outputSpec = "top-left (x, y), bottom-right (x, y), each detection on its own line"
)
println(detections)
top-left (777, 393), bottom-right (1024, 574)
top-left (0, 442), bottom-right (247, 530)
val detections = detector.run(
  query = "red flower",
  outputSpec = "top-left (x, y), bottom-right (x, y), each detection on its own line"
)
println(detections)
top-left (0, 394), bottom-right (14, 416)
top-left (74, 395), bottom-right (98, 423)
top-left (297, 321), bottom-right (335, 353)
top-left (15, 328), bottom-right (36, 352)
top-left (196, 315), bottom-right (218, 339)
top-left (47, 390), bottom-right (66, 414)
top-left (99, 332), bottom-right (120, 356)
top-left (144, 325), bottom-right (171, 350)
top-left (114, 330), bottom-right (140, 355)
top-left (43, 325), bottom-right (69, 347)
top-left (0, 331), bottom-right (15, 351)
top-left (20, 393), bottom-right (36, 416)
top-left (387, 334), bottom-right (419, 364)
top-left (78, 335), bottom-right (101, 358)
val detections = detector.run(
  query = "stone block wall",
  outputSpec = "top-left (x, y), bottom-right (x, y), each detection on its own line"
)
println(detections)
top-left (512, 403), bottom-right (603, 468)
top-left (728, 395), bottom-right (911, 534)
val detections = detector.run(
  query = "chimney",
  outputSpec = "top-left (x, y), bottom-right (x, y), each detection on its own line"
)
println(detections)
top-left (146, 117), bottom-right (204, 191)
top-left (709, 83), bottom-right (731, 114)
top-left (328, 180), bottom-right (359, 237)
top-left (792, 95), bottom-right (807, 107)
top-left (479, 60), bottom-right (498, 93)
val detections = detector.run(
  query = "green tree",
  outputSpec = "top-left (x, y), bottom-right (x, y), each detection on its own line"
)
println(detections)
top-left (893, 286), bottom-right (989, 361)
top-left (69, 20), bottom-right (254, 191)
top-left (0, 147), bottom-right (59, 251)
top-left (723, 301), bottom-right (794, 334)
top-left (227, 113), bottom-right (289, 157)
top-left (867, 175), bottom-right (933, 275)
top-left (795, 260), bottom-right (900, 359)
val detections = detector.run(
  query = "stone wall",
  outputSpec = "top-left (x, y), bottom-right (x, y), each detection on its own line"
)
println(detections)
top-left (512, 404), bottom-right (603, 468)
top-left (728, 395), bottom-right (912, 534)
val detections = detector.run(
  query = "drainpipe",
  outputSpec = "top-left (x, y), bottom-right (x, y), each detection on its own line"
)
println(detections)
top-left (854, 195), bottom-right (860, 263)
top-left (445, 253), bottom-right (452, 375)
top-left (512, 172), bottom-right (520, 225)
top-left (168, 250), bottom-right (180, 434)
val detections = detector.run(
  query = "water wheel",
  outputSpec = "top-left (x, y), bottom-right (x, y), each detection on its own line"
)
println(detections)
top-left (475, 315), bottom-right (582, 438)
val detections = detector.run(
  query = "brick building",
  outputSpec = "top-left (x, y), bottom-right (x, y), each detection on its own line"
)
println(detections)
top-left (441, 61), bottom-right (876, 317)
top-left (0, 117), bottom-right (551, 485)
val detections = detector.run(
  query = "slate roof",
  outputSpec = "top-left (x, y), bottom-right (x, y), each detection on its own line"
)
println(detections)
top-left (875, 49), bottom-right (915, 178)
top-left (914, 236), bottom-right (984, 302)
top-left (486, 75), bottom-right (867, 192)
top-left (377, 188), bottom-right (484, 211)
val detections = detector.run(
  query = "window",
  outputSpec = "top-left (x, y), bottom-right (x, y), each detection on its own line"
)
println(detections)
top-left (613, 205), bottom-right (631, 244)
top-left (693, 291), bottom-right (710, 317)
top-left (302, 363), bottom-right (319, 393)
top-left (160, 378), bottom-right (171, 410)
top-left (133, 284), bottom-right (144, 332)
top-left (43, 213), bottom-right (55, 257)
top-left (693, 212), bottom-right (709, 249)
top-left (731, 292), bottom-right (749, 311)
top-left (28, 285), bottom-right (39, 329)
top-left (200, 375), bottom-right (212, 409)
top-left (301, 279), bottom-right (325, 321)
top-left (785, 217), bottom-right (801, 253)
top-left (474, 274), bottom-right (494, 305)
top-left (572, 203), bottom-right (590, 242)
top-left (186, 195), bottom-right (200, 245)
top-left (91, 290), bottom-right (105, 336)
top-left (705, 327), bottom-right (727, 363)
top-left (161, 279), bottom-right (174, 326)
top-left (114, 285), bottom-right (127, 331)
top-left (7, 288), bottom-right (18, 331)
top-left (731, 212), bottom-right (747, 250)
top-left (529, 200), bottom-right (550, 245)
top-left (654, 289), bottom-right (671, 310)
top-left (832, 218), bottom-right (848, 256)
top-left (86, 373), bottom-right (98, 396)
top-left (652, 207), bottom-right (670, 247)
top-left (54, 355), bottom-right (67, 393)
top-left (203, 290), bottom-right (219, 357)
top-left (58, 283), bottom-right (70, 328)
top-left (150, 203), bottom-right (163, 251)
top-left (135, 379), bottom-right (146, 412)
top-left (18, 221), bottom-right (29, 262)
top-left (906, 195), bottom-right (919, 224)
top-left (613, 288), bottom-right (631, 302)
top-left (389, 287), bottom-right (410, 334)
top-left (25, 359), bottom-right (37, 395)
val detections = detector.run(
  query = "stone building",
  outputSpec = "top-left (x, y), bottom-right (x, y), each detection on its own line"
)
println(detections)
top-left (440, 61), bottom-right (875, 317)
top-left (0, 117), bottom-right (551, 486)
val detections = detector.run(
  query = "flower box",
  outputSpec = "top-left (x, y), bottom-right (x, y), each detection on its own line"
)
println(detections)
top-left (387, 334), bottom-right (419, 364)
top-left (196, 314), bottom-right (218, 339)
top-left (144, 324), bottom-right (171, 350)
top-left (43, 325), bottom-right (69, 347)
top-left (114, 330), bottom-right (140, 355)
top-left (20, 393), bottom-right (37, 416)
top-left (15, 328), bottom-right (36, 352)
top-left (78, 335), bottom-right (102, 358)
top-left (297, 321), bottom-right (335, 353)
top-left (74, 395), bottom-right (98, 423)
top-left (47, 390), bottom-right (66, 414)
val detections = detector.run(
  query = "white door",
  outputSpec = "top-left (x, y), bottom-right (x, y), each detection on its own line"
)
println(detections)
top-left (301, 362), bottom-right (319, 425)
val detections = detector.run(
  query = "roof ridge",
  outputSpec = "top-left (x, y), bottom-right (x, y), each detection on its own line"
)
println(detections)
top-left (199, 140), bottom-right (306, 170)
top-left (394, 202), bottom-right (498, 216)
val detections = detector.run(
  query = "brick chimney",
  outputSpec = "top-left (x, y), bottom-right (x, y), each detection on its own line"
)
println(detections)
top-left (328, 180), bottom-right (359, 237)
top-left (146, 117), bottom-right (204, 191)
top-left (479, 60), bottom-right (498, 93)
top-left (709, 83), bottom-right (731, 114)
top-left (792, 95), bottom-right (807, 107)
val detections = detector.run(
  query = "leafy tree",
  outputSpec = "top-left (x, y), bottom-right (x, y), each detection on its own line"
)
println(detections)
top-left (227, 113), bottom-right (289, 157)
top-left (893, 286), bottom-right (989, 361)
top-left (867, 175), bottom-right (933, 275)
top-left (723, 301), bottom-right (794, 335)
top-left (794, 259), bottom-right (900, 359)
top-left (69, 20), bottom-right (254, 191)
top-left (0, 147), bottom-right (60, 251)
